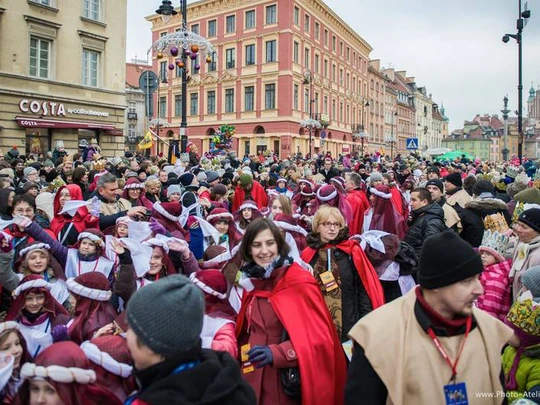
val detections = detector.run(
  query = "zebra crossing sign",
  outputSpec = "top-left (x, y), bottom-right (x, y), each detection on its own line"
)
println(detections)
top-left (406, 138), bottom-right (418, 150)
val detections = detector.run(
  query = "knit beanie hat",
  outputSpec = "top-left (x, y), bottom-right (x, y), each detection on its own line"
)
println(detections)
top-left (522, 266), bottom-right (540, 301)
top-left (518, 208), bottom-right (540, 234)
top-left (418, 230), bottom-right (483, 289)
top-left (167, 184), bottom-right (182, 198)
top-left (444, 172), bottom-right (462, 188)
top-left (425, 179), bottom-right (444, 193)
top-left (23, 167), bottom-right (38, 177)
top-left (239, 174), bottom-right (253, 188)
top-left (206, 171), bottom-right (219, 183)
top-left (369, 172), bottom-right (383, 183)
top-left (472, 180), bottom-right (495, 197)
top-left (126, 275), bottom-right (204, 356)
top-left (179, 173), bottom-right (195, 187)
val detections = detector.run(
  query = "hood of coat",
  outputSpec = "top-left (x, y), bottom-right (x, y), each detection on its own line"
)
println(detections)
top-left (464, 197), bottom-right (507, 215)
top-left (137, 349), bottom-right (255, 404)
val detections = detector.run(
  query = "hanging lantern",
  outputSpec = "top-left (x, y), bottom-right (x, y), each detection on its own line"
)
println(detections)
top-left (191, 44), bottom-right (199, 53)
top-left (170, 46), bottom-right (179, 57)
top-left (157, 52), bottom-right (164, 59)
top-left (168, 63), bottom-right (175, 70)
top-left (194, 63), bottom-right (201, 71)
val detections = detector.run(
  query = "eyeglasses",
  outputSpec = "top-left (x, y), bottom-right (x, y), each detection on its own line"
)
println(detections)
top-left (321, 221), bottom-right (341, 229)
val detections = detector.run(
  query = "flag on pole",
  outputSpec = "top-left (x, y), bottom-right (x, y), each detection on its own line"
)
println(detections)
top-left (138, 131), bottom-right (154, 150)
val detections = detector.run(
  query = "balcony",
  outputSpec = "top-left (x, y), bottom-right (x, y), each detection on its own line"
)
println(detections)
top-left (127, 112), bottom-right (138, 121)
top-left (313, 113), bottom-right (330, 126)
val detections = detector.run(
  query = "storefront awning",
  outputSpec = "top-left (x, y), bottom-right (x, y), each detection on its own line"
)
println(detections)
top-left (15, 116), bottom-right (120, 133)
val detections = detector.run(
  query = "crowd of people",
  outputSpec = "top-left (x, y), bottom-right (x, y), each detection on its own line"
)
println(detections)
top-left (0, 138), bottom-right (540, 404)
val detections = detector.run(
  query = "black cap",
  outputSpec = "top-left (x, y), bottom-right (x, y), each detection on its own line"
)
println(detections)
top-left (519, 208), bottom-right (540, 234)
top-left (425, 179), bottom-right (444, 193)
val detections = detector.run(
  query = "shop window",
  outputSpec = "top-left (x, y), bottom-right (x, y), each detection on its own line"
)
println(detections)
top-left (26, 128), bottom-right (50, 158)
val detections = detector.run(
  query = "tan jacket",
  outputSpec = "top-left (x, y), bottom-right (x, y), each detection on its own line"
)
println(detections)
top-left (348, 289), bottom-right (513, 405)
top-left (99, 197), bottom-right (131, 216)
top-left (446, 188), bottom-right (472, 210)
top-left (442, 202), bottom-right (462, 233)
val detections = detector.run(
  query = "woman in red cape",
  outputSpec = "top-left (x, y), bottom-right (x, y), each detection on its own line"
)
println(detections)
top-left (236, 218), bottom-right (346, 405)
top-left (13, 341), bottom-right (121, 405)
top-left (301, 206), bottom-right (385, 342)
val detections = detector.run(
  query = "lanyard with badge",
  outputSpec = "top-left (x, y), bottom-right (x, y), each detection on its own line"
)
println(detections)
top-left (427, 316), bottom-right (472, 405)
top-left (319, 248), bottom-right (338, 293)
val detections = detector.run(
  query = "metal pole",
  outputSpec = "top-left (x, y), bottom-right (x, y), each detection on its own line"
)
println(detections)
top-left (502, 96), bottom-right (510, 161)
top-left (308, 76), bottom-right (313, 158)
top-left (517, 0), bottom-right (523, 163)
top-left (180, 0), bottom-right (188, 153)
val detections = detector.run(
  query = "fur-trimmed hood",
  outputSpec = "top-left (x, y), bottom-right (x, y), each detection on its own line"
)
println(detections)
top-left (465, 197), bottom-right (508, 213)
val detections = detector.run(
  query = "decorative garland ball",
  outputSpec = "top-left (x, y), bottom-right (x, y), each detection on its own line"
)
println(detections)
top-left (170, 47), bottom-right (179, 57)
top-left (177, 61), bottom-right (185, 69)
top-left (206, 56), bottom-right (212, 64)
top-left (157, 52), bottom-right (164, 59)
top-left (194, 64), bottom-right (201, 70)
top-left (191, 45), bottom-right (199, 53)
top-left (168, 63), bottom-right (175, 70)
top-left (190, 52), bottom-right (198, 60)
top-left (184, 49), bottom-right (191, 57)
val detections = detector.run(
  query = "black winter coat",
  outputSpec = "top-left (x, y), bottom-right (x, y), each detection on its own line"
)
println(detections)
top-left (132, 348), bottom-right (256, 405)
top-left (459, 197), bottom-right (510, 247)
top-left (404, 203), bottom-right (447, 257)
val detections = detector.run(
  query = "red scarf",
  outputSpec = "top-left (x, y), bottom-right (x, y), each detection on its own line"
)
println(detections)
top-left (301, 239), bottom-right (385, 309)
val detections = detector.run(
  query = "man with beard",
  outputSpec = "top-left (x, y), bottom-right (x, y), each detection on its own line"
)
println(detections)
top-left (345, 231), bottom-right (515, 404)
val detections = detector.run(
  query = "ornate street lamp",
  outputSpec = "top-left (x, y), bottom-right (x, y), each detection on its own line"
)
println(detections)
top-left (156, 1), bottom-right (177, 23)
top-left (300, 118), bottom-right (322, 158)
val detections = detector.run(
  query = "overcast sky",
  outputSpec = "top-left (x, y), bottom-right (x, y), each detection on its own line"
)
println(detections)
top-left (126, 0), bottom-right (539, 131)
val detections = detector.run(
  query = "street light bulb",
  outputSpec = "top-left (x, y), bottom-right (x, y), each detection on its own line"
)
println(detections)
top-left (161, 14), bottom-right (172, 23)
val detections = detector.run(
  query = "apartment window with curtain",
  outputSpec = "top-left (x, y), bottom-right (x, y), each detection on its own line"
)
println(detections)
top-left (265, 84), bottom-right (276, 109)
top-left (190, 93), bottom-right (198, 115)
top-left (208, 20), bottom-right (217, 37)
top-left (245, 44), bottom-right (255, 65)
top-left (245, 86), bottom-right (254, 111)
top-left (29, 36), bottom-right (51, 79)
top-left (293, 42), bottom-right (299, 64)
top-left (293, 84), bottom-right (299, 110)
top-left (226, 15), bottom-right (236, 33)
top-left (207, 91), bottom-right (216, 114)
top-left (159, 97), bottom-right (166, 118)
top-left (245, 10), bottom-right (255, 29)
top-left (293, 6), bottom-right (299, 25)
top-left (174, 95), bottom-right (182, 116)
top-left (266, 4), bottom-right (277, 24)
top-left (266, 40), bottom-right (276, 62)
top-left (225, 48), bottom-right (235, 69)
top-left (83, 0), bottom-right (100, 21)
top-left (82, 49), bottom-right (99, 87)
top-left (225, 89), bottom-right (234, 113)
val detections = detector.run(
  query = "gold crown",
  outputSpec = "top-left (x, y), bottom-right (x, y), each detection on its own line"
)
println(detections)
top-left (507, 292), bottom-right (540, 336)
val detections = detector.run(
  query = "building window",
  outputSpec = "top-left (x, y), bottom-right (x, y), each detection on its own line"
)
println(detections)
top-left (83, 0), bottom-right (100, 21)
top-left (294, 6), bottom-right (299, 25)
top-left (30, 0), bottom-right (51, 5)
top-left (324, 59), bottom-right (328, 78)
top-left (245, 44), bottom-right (255, 65)
top-left (293, 84), bottom-right (299, 110)
top-left (265, 84), bottom-right (276, 109)
top-left (304, 89), bottom-right (309, 113)
top-left (245, 10), bottom-right (255, 29)
top-left (293, 41), bottom-right (299, 64)
top-left (191, 24), bottom-right (199, 35)
top-left (159, 97), bottom-right (166, 118)
top-left (315, 22), bottom-right (320, 39)
top-left (314, 54), bottom-right (319, 74)
top-left (207, 91), bottom-right (216, 114)
top-left (332, 35), bottom-right (336, 51)
top-left (323, 96), bottom-right (328, 114)
top-left (160, 32), bottom-right (167, 37)
top-left (340, 41), bottom-right (343, 56)
top-left (226, 15), bottom-right (235, 33)
top-left (225, 48), bottom-right (235, 69)
top-left (82, 48), bottom-right (99, 87)
top-left (245, 86), bottom-right (254, 111)
top-left (208, 20), bottom-right (216, 37)
top-left (324, 29), bottom-right (328, 46)
top-left (332, 64), bottom-right (336, 82)
top-left (29, 37), bottom-right (50, 79)
top-left (225, 89), bottom-right (234, 113)
top-left (174, 95), bottom-right (182, 116)
top-left (266, 40), bottom-right (276, 62)
top-left (208, 53), bottom-right (216, 72)
top-left (304, 47), bottom-right (309, 69)
top-left (304, 14), bottom-right (310, 32)
top-left (190, 93), bottom-right (198, 115)
top-left (266, 4), bottom-right (277, 24)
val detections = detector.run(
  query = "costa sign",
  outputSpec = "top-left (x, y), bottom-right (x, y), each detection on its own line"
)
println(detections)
top-left (19, 99), bottom-right (66, 117)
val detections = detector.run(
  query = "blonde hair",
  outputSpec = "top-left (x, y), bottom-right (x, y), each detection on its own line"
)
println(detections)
top-left (312, 206), bottom-right (345, 231)
top-left (145, 178), bottom-right (161, 190)
top-left (271, 194), bottom-right (292, 215)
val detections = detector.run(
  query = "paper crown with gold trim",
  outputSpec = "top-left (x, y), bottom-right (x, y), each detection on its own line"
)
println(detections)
top-left (506, 291), bottom-right (540, 337)
top-left (478, 230), bottom-right (509, 262)
top-left (506, 165), bottom-right (521, 179)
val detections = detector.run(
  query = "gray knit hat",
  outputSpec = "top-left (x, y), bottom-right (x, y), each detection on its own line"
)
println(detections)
top-left (167, 184), bottom-right (182, 198)
top-left (369, 172), bottom-right (383, 183)
top-left (23, 167), bottom-right (38, 177)
top-left (126, 275), bottom-right (204, 356)
top-left (205, 170), bottom-right (219, 183)
top-left (522, 266), bottom-right (540, 301)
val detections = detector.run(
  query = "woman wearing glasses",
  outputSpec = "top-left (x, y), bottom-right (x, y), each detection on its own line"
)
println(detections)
top-left (301, 206), bottom-right (385, 342)
top-left (236, 218), bottom-right (346, 405)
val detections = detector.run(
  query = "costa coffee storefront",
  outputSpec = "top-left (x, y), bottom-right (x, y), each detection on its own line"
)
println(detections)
top-left (7, 97), bottom-right (124, 158)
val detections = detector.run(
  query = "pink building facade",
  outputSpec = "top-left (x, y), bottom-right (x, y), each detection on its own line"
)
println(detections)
top-left (147, 0), bottom-right (373, 158)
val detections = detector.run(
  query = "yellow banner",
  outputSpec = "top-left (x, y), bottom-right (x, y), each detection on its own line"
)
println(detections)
top-left (138, 131), bottom-right (154, 150)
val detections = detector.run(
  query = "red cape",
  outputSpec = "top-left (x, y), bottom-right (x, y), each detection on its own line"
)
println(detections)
top-left (301, 239), bottom-right (385, 309)
top-left (346, 189), bottom-right (370, 236)
top-left (236, 263), bottom-right (346, 405)
top-left (232, 181), bottom-right (268, 212)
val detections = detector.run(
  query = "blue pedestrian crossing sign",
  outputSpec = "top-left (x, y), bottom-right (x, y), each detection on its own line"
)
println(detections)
top-left (406, 138), bottom-right (419, 150)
